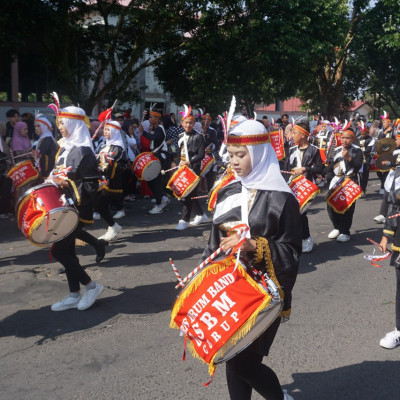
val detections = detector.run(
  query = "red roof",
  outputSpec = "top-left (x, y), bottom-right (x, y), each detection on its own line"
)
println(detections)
top-left (256, 97), bottom-right (304, 113)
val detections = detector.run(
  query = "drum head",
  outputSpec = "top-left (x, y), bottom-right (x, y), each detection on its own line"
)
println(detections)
top-left (213, 299), bottom-right (283, 364)
top-left (142, 160), bottom-right (162, 181)
top-left (29, 207), bottom-right (79, 245)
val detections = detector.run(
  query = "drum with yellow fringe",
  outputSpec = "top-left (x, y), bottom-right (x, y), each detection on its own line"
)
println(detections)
top-left (166, 165), bottom-right (200, 200)
top-left (170, 256), bottom-right (282, 377)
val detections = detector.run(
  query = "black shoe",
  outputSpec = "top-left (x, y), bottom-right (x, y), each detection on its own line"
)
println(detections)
top-left (95, 239), bottom-right (107, 264)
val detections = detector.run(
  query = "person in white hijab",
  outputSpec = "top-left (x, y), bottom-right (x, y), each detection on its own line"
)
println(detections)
top-left (200, 119), bottom-right (301, 400)
top-left (49, 106), bottom-right (105, 313)
top-left (94, 120), bottom-right (126, 239)
top-left (34, 114), bottom-right (58, 178)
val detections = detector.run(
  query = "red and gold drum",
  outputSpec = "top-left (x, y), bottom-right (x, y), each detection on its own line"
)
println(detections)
top-left (167, 165), bottom-right (200, 200)
top-left (7, 160), bottom-right (39, 191)
top-left (289, 175), bottom-right (320, 214)
top-left (16, 183), bottom-right (79, 246)
top-left (326, 177), bottom-right (362, 213)
top-left (170, 257), bottom-right (282, 375)
top-left (200, 153), bottom-right (214, 177)
top-left (269, 130), bottom-right (285, 161)
top-left (132, 152), bottom-right (161, 181)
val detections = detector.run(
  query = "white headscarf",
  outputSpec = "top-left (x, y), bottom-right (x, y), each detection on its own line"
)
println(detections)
top-left (35, 114), bottom-right (54, 140)
top-left (59, 106), bottom-right (94, 153)
top-left (105, 121), bottom-right (125, 149)
top-left (228, 119), bottom-right (292, 193)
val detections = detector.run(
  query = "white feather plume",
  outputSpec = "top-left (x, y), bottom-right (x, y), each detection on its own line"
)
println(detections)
top-left (226, 95), bottom-right (236, 132)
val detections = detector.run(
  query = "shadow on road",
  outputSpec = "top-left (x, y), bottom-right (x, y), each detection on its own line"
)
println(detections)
top-left (285, 361), bottom-right (398, 400)
top-left (0, 281), bottom-right (176, 344)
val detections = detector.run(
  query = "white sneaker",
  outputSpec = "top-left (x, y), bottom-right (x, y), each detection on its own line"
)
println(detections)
top-left (379, 188), bottom-right (385, 195)
top-left (374, 215), bottom-right (386, 223)
top-left (336, 233), bottom-right (350, 242)
top-left (283, 389), bottom-right (294, 400)
top-left (328, 229), bottom-right (340, 239)
top-left (149, 204), bottom-right (163, 214)
top-left (51, 294), bottom-right (81, 311)
top-left (77, 283), bottom-right (104, 311)
top-left (380, 328), bottom-right (400, 349)
top-left (161, 195), bottom-right (170, 208)
top-left (93, 212), bottom-right (100, 220)
top-left (190, 213), bottom-right (209, 226)
top-left (113, 209), bottom-right (126, 219)
top-left (99, 223), bottom-right (122, 241)
top-left (175, 220), bottom-right (188, 230)
top-left (151, 198), bottom-right (156, 203)
top-left (302, 236), bottom-right (313, 253)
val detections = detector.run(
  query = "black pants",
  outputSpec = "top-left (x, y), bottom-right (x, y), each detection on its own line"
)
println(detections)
top-left (226, 318), bottom-right (283, 400)
top-left (327, 202), bottom-right (356, 236)
top-left (52, 222), bottom-right (92, 293)
top-left (377, 171), bottom-right (389, 189)
top-left (95, 193), bottom-right (115, 227)
top-left (301, 212), bottom-right (310, 239)
top-left (380, 190), bottom-right (389, 217)
top-left (147, 173), bottom-right (164, 205)
top-left (396, 267), bottom-right (400, 329)
top-left (181, 184), bottom-right (203, 222)
top-left (360, 164), bottom-right (370, 193)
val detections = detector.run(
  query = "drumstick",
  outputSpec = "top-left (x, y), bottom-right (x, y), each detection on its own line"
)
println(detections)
top-left (367, 237), bottom-right (386, 252)
top-left (190, 194), bottom-right (209, 200)
top-left (280, 170), bottom-right (295, 175)
top-left (176, 246), bottom-right (224, 289)
top-left (161, 165), bottom-right (180, 175)
top-left (176, 225), bottom-right (249, 289)
top-left (388, 213), bottom-right (400, 219)
top-left (169, 258), bottom-right (182, 282)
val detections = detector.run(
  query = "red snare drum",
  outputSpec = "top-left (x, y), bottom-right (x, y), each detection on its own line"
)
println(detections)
top-left (171, 257), bottom-right (282, 373)
top-left (200, 153), bottom-right (214, 177)
top-left (369, 154), bottom-right (379, 172)
top-left (326, 177), bottom-right (362, 214)
top-left (269, 130), bottom-right (285, 161)
top-left (16, 183), bottom-right (79, 246)
top-left (132, 152), bottom-right (161, 181)
top-left (289, 175), bottom-right (319, 214)
top-left (167, 165), bottom-right (200, 199)
top-left (7, 160), bottom-right (39, 191)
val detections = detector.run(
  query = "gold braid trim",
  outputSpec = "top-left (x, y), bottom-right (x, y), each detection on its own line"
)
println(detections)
top-left (253, 236), bottom-right (288, 317)
top-left (110, 162), bottom-right (118, 179)
top-left (79, 218), bottom-right (94, 224)
top-left (392, 244), bottom-right (400, 252)
top-left (104, 186), bottom-right (123, 194)
top-left (384, 229), bottom-right (395, 236)
top-left (44, 155), bottom-right (48, 172)
top-left (66, 179), bottom-right (81, 206)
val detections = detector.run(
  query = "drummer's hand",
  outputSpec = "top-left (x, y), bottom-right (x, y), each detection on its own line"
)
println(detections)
top-left (220, 234), bottom-right (256, 253)
top-left (51, 177), bottom-right (69, 188)
top-left (292, 167), bottom-right (306, 175)
top-left (382, 160), bottom-right (391, 166)
top-left (180, 161), bottom-right (191, 167)
top-left (342, 148), bottom-right (352, 160)
top-left (380, 236), bottom-right (388, 253)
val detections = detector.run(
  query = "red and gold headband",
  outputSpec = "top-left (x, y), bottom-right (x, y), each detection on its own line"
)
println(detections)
top-left (294, 125), bottom-right (310, 136)
top-left (36, 118), bottom-right (52, 130)
top-left (343, 129), bottom-right (356, 137)
top-left (105, 122), bottom-right (121, 130)
top-left (58, 111), bottom-right (91, 129)
top-left (202, 114), bottom-right (212, 120)
top-left (150, 110), bottom-right (161, 117)
top-left (227, 133), bottom-right (270, 146)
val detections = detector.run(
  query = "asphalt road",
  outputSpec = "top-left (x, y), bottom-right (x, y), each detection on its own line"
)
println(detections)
top-left (0, 175), bottom-right (399, 400)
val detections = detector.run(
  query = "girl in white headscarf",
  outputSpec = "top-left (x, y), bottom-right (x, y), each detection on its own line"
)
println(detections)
top-left (34, 114), bottom-right (59, 178)
top-left (49, 106), bottom-right (105, 312)
top-left (201, 119), bottom-right (301, 400)
top-left (94, 120), bottom-right (127, 240)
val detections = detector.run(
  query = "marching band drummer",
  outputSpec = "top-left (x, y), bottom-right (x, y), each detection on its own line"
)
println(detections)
top-left (202, 119), bottom-right (301, 400)
top-left (49, 106), bottom-right (104, 312)
top-left (325, 127), bottom-right (363, 243)
top-left (174, 108), bottom-right (207, 231)
top-left (287, 121), bottom-right (323, 253)
top-left (33, 114), bottom-right (58, 179)
top-left (94, 120), bottom-right (126, 242)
